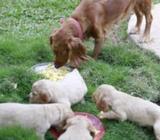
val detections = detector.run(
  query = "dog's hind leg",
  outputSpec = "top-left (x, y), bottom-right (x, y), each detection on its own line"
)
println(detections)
top-left (140, 0), bottom-right (153, 42)
top-left (129, 6), bottom-right (143, 34)
top-left (153, 121), bottom-right (160, 140)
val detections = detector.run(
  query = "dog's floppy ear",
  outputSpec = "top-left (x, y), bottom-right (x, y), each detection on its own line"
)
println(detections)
top-left (40, 93), bottom-right (49, 103)
top-left (68, 37), bottom-right (88, 67)
top-left (49, 35), bottom-right (53, 45)
top-left (49, 29), bottom-right (58, 45)
top-left (99, 98), bottom-right (106, 107)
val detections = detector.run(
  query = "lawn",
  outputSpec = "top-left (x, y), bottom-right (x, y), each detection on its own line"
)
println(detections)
top-left (0, 126), bottom-right (39, 140)
top-left (0, 0), bottom-right (160, 140)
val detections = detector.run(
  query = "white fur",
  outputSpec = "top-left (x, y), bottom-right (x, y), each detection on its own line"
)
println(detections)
top-left (93, 84), bottom-right (160, 140)
top-left (58, 116), bottom-right (94, 140)
top-left (29, 69), bottom-right (87, 106)
top-left (0, 103), bottom-right (73, 140)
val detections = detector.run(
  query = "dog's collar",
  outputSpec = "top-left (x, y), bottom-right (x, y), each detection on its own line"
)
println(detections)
top-left (68, 17), bottom-right (83, 40)
top-left (60, 17), bottom-right (83, 40)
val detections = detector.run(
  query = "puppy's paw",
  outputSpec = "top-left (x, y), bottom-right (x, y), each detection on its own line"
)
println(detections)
top-left (98, 111), bottom-right (105, 119)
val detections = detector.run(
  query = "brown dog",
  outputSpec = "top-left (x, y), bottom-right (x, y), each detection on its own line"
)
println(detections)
top-left (50, 0), bottom-right (152, 68)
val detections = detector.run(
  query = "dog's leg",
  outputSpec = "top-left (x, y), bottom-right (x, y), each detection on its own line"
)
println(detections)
top-left (98, 110), bottom-right (127, 121)
top-left (36, 127), bottom-right (49, 140)
top-left (140, 1), bottom-right (153, 42)
top-left (98, 111), bottom-right (120, 120)
top-left (115, 109), bottom-right (127, 121)
top-left (92, 24), bottom-right (104, 59)
top-left (93, 38), bottom-right (104, 59)
top-left (142, 11), bottom-right (152, 42)
top-left (37, 133), bottom-right (45, 140)
top-left (129, 6), bottom-right (143, 34)
top-left (154, 121), bottom-right (160, 140)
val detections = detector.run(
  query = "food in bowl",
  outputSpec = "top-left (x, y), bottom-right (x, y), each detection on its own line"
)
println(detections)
top-left (31, 63), bottom-right (70, 81)
top-left (40, 64), bottom-right (69, 80)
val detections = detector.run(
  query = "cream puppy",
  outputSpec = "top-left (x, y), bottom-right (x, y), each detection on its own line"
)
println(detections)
top-left (0, 103), bottom-right (73, 140)
top-left (58, 116), bottom-right (96, 140)
top-left (29, 69), bottom-right (87, 106)
top-left (93, 84), bottom-right (160, 140)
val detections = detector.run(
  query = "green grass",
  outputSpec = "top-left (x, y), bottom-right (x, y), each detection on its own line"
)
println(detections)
top-left (0, 126), bottom-right (39, 140)
top-left (0, 0), bottom-right (160, 139)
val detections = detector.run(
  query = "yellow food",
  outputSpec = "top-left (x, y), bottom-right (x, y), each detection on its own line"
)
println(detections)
top-left (40, 64), bottom-right (69, 81)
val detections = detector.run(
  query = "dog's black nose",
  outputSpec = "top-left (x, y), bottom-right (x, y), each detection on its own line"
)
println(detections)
top-left (54, 63), bottom-right (60, 68)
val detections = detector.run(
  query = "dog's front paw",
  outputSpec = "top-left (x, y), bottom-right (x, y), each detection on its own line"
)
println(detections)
top-left (98, 111), bottom-right (106, 119)
top-left (139, 35), bottom-right (153, 43)
top-left (129, 27), bottom-right (140, 35)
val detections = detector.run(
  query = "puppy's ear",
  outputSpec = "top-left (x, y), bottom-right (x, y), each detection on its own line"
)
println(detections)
top-left (98, 98), bottom-right (106, 107)
top-left (40, 93), bottom-right (49, 103)
top-left (98, 98), bottom-right (109, 111)
top-left (68, 37), bottom-right (88, 67)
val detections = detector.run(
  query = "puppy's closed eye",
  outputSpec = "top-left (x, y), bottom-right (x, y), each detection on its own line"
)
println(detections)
top-left (31, 92), bottom-right (38, 96)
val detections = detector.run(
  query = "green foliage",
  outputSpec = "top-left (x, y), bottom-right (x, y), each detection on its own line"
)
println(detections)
top-left (0, 67), bottom-right (41, 102)
top-left (0, 126), bottom-right (39, 140)
top-left (104, 121), bottom-right (155, 140)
